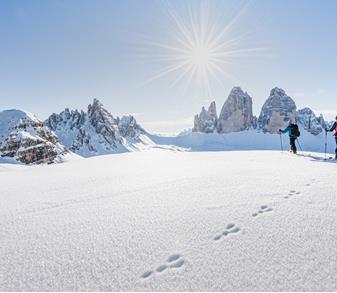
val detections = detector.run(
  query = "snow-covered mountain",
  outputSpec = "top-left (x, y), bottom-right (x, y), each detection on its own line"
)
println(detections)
top-left (0, 99), bottom-right (183, 164)
top-left (296, 107), bottom-right (325, 135)
top-left (0, 109), bottom-right (68, 164)
top-left (0, 87), bottom-right (333, 165)
top-left (45, 99), bottom-right (141, 156)
top-left (45, 98), bottom-right (180, 157)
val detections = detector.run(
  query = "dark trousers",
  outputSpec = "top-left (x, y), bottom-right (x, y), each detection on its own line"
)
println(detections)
top-left (335, 136), bottom-right (337, 155)
top-left (290, 137), bottom-right (297, 153)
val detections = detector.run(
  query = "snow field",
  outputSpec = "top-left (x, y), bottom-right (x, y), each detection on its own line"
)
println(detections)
top-left (0, 150), bottom-right (337, 291)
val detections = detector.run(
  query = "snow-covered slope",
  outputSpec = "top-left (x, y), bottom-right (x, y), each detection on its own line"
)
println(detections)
top-left (151, 127), bottom-right (336, 153)
top-left (0, 109), bottom-right (68, 164)
top-left (0, 150), bottom-right (337, 291)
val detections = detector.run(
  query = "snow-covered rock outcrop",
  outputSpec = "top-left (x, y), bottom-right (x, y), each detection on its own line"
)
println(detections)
top-left (193, 101), bottom-right (217, 133)
top-left (0, 110), bottom-right (67, 164)
top-left (296, 108), bottom-right (325, 135)
top-left (258, 87), bottom-right (296, 133)
top-left (45, 99), bottom-right (147, 157)
top-left (217, 87), bottom-right (254, 133)
top-left (117, 115), bottom-right (145, 140)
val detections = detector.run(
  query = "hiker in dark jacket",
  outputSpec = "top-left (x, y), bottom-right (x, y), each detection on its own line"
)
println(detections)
top-left (326, 116), bottom-right (337, 159)
top-left (279, 122), bottom-right (300, 154)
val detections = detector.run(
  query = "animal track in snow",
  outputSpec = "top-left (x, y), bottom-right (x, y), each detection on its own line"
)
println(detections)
top-left (141, 271), bottom-right (153, 279)
top-left (252, 205), bottom-right (273, 217)
top-left (284, 190), bottom-right (301, 199)
top-left (141, 254), bottom-right (185, 279)
top-left (213, 223), bottom-right (241, 241)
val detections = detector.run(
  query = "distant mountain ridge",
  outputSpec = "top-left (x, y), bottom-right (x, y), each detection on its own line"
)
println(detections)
top-left (0, 88), bottom-right (334, 165)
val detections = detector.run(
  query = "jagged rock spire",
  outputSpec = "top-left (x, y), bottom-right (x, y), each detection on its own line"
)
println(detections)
top-left (193, 101), bottom-right (218, 133)
top-left (217, 87), bottom-right (254, 133)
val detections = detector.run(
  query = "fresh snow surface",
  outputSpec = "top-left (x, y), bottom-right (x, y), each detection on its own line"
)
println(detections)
top-left (0, 150), bottom-right (337, 291)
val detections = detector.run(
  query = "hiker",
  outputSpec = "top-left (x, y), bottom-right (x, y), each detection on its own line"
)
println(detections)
top-left (279, 122), bottom-right (300, 154)
top-left (325, 116), bottom-right (337, 159)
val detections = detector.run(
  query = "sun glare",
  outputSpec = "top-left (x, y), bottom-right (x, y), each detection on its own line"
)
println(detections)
top-left (139, 0), bottom-right (268, 96)
top-left (190, 45), bottom-right (212, 68)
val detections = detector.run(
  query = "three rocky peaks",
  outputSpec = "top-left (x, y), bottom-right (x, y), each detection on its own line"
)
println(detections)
top-left (193, 87), bottom-right (325, 135)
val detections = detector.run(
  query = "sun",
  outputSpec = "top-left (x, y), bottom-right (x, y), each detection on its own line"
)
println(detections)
top-left (139, 0), bottom-right (268, 96)
top-left (190, 44), bottom-right (212, 68)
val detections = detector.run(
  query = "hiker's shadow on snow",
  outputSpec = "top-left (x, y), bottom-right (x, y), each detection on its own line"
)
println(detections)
top-left (297, 153), bottom-right (337, 164)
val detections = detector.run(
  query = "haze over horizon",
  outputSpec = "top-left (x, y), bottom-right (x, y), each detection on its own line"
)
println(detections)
top-left (1, 0), bottom-right (337, 134)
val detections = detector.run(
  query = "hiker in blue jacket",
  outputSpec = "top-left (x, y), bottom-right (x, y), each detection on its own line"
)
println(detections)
top-left (326, 116), bottom-right (337, 159)
top-left (279, 122), bottom-right (300, 154)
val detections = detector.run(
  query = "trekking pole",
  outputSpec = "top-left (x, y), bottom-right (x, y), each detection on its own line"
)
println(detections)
top-left (279, 133), bottom-right (283, 152)
top-left (297, 138), bottom-right (303, 153)
top-left (324, 129), bottom-right (328, 160)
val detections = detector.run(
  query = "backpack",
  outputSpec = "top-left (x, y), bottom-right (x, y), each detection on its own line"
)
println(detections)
top-left (291, 124), bottom-right (300, 138)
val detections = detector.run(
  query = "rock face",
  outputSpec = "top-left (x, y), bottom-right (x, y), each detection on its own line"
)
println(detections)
top-left (87, 99), bottom-right (119, 147)
top-left (258, 87), bottom-right (297, 133)
top-left (193, 101), bottom-right (217, 133)
top-left (118, 115), bottom-right (145, 139)
top-left (318, 114), bottom-right (326, 129)
top-left (217, 87), bottom-right (254, 133)
top-left (45, 99), bottom-right (145, 157)
top-left (0, 110), bottom-right (66, 164)
top-left (296, 108), bottom-right (324, 135)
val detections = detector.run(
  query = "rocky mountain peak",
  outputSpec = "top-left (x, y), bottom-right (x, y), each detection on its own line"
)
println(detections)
top-left (217, 86), bottom-right (254, 133)
top-left (45, 99), bottom-right (147, 157)
top-left (258, 87), bottom-right (296, 133)
top-left (87, 99), bottom-right (118, 146)
top-left (208, 101), bottom-right (217, 118)
top-left (296, 107), bottom-right (324, 135)
top-left (270, 87), bottom-right (286, 97)
top-left (118, 115), bottom-right (145, 139)
top-left (193, 101), bottom-right (218, 133)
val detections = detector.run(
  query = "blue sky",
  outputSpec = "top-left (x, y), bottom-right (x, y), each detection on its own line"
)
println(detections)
top-left (1, 0), bottom-right (337, 134)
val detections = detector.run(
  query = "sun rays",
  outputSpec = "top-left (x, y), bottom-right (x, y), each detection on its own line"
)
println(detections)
top-left (138, 0), bottom-right (269, 96)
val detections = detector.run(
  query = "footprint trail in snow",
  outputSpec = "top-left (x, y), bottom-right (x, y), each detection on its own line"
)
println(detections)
top-left (141, 254), bottom-right (185, 280)
top-left (214, 223), bottom-right (241, 241)
top-left (252, 205), bottom-right (273, 217)
top-left (284, 190), bottom-right (301, 199)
